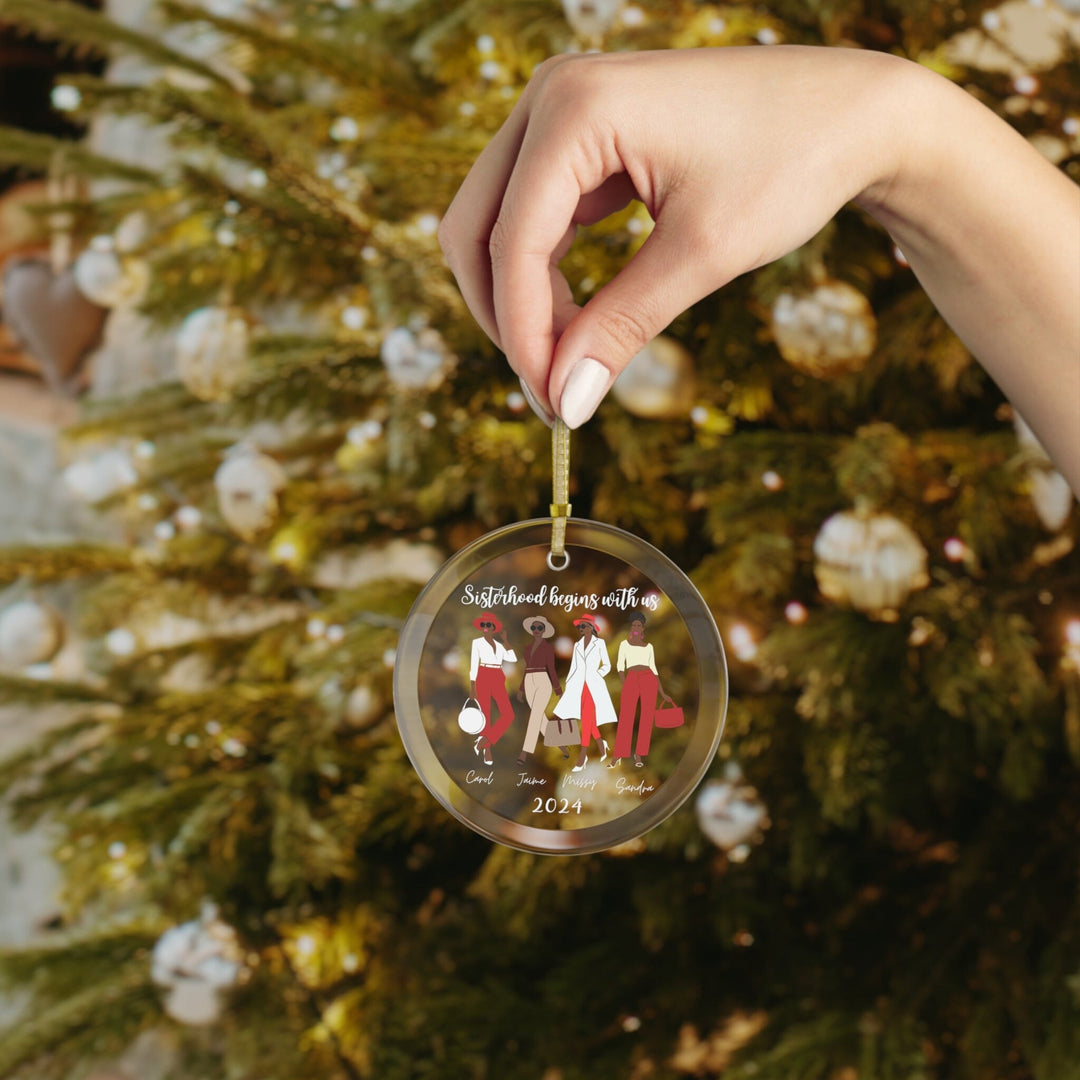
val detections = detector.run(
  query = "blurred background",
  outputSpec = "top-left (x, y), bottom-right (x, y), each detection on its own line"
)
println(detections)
top-left (0, 1), bottom-right (1078, 1078)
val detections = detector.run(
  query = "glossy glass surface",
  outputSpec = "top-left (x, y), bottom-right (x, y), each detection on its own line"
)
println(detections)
top-left (394, 519), bottom-right (727, 854)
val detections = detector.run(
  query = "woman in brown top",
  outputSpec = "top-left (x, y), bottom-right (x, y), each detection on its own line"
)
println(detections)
top-left (515, 614), bottom-right (564, 764)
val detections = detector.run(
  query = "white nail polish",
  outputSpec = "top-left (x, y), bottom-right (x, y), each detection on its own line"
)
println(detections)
top-left (519, 378), bottom-right (554, 427)
top-left (559, 357), bottom-right (610, 430)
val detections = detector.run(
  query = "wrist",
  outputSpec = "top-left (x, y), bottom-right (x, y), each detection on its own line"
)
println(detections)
top-left (850, 53), bottom-right (938, 217)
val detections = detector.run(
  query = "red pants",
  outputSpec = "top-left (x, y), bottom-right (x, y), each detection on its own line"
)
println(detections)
top-left (614, 669), bottom-right (658, 758)
top-left (579, 684), bottom-right (603, 747)
top-left (477, 666), bottom-right (514, 746)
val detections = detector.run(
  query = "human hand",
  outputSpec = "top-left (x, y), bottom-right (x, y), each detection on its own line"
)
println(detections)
top-left (441, 44), bottom-right (1080, 487)
top-left (438, 45), bottom-right (911, 428)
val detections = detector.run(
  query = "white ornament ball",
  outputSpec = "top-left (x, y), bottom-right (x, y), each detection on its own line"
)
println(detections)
top-left (214, 448), bottom-right (287, 540)
top-left (1028, 468), bottom-right (1074, 532)
top-left (176, 307), bottom-right (251, 402)
top-left (813, 510), bottom-right (929, 616)
top-left (152, 902), bottom-right (244, 1027)
top-left (771, 280), bottom-right (877, 378)
top-left (562, 0), bottom-right (624, 38)
top-left (379, 325), bottom-right (452, 390)
top-left (114, 210), bottom-right (149, 253)
top-left (0, 601), bottom-right (64, 667)
top-left (73, 248), bottom-right (149, 308)
top-left (611, 335), bottom-right (696, 420)
top-left (63, 448), bottom-right (138, 504)
top-left (345, 683), bottom-right (382, 729)
top-left (695, 778), bottom-right (768, 851)
top-left (105, 628), bottom-right (138, 657)
top-left (1014, 412), bottom-right (1075, 531)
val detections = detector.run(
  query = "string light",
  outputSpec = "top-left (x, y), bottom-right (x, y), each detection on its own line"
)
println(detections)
top-left (1065, 619), bottom-right (1080, 667)
top-left (175, 505), bottom-right (202, 531)
top-left (341, 305), bottom-right (368, 330)
top-left (944, 537), bottom-right (967, 561)
top-left (784, 601), bottom-right (808, 625)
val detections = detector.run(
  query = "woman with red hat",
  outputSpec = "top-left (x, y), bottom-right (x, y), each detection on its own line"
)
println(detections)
top-left (469, 612), bottom-right (518, 767)
top-left (552, 613), bottom-right (616, 771)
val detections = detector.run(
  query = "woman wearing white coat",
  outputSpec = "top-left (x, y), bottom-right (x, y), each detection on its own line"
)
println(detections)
top-left (553, 613), bottom-right (616, 771)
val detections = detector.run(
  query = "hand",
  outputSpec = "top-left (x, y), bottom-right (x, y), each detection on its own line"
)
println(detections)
top-left (439, 46), bottom-right (1080, 489)
top-left (439, 46), bottom-right (910, 428)
top-left (554, 684), bottom-right (562, 695)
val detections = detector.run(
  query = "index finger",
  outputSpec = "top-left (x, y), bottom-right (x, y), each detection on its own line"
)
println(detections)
top-left (437, 56), bottom-right (576, 354)
top-left (490, 105), bottom-right (607, 409)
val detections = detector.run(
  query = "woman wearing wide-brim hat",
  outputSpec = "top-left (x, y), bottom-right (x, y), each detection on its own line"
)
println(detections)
top-left (469, 612), bottom-right (517, 767)
top-left (552, 613), bottom-right (616, 771)
top-left (515, 614), bottom-right (563, 764)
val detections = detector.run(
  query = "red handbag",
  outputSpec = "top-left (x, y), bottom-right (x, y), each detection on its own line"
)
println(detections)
top-left (654, 702), bottom-right (684, 729)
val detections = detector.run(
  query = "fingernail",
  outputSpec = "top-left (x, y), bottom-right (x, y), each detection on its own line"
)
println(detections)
top-left (519, 378), bottom-right (554, 427)
top-left (559, 357), bottom-right (610, 430)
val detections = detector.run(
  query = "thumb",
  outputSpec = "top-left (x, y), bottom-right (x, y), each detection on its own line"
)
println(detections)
top-left (549, 213), bottom-right (716, 429)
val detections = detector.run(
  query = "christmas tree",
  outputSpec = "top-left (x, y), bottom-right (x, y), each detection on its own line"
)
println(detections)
top-left (0, 0), bottom-right (1078, 1077)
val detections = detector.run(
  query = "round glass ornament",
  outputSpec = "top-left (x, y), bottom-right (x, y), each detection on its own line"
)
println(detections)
top-left (394, 518), bottom-right (727, 854)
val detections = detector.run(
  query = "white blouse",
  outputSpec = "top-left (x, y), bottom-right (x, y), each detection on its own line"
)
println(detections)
top-left (469, 637), bottom-right (518, 679)
top-left (616, 640), bottom-right (657, 674)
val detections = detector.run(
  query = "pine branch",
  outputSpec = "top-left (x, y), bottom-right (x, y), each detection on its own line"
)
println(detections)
top-left (0, 949), bottom-right (157, 1076)
top-left (0, 126), bottom-right (158, 185)
top-left (159, 0), bottom-right (427, 104)
top-left (0, 0), bottom-right (238, 87)
top-left (0, 544), bottom-right (134, 586)
top-left (0, 674), bottom-right (116, 705)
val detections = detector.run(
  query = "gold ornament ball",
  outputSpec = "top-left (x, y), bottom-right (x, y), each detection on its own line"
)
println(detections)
top-left (176, 306), bottom-right (251, 402)
top-left (813, 509), bottom-right (929, 617)
top-left (611, 335), bottom-right (696, 420)
top-left (771, 279), bottom-right (877, 378)
top-left (0, 600), bottom-right (64, 667)
top-left (214, 448), bottom-right (287, 541)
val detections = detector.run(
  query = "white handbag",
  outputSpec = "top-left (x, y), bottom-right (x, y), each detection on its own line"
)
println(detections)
top-left (457, 697), bottom-right (486, 735)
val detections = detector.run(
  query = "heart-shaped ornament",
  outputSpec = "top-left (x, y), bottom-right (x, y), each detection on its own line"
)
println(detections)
top-left (2, 256), bottom-right (108, 395)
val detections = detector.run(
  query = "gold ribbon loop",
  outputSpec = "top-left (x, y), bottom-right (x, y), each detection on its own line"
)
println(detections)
top-left (549, 419), bottom-right (571, 570)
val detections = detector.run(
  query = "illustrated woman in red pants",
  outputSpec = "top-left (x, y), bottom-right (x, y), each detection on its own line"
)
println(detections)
top-left (611, 611), bottom-right (673, 769)
top-left (469, 612), bottom-right (517, 767)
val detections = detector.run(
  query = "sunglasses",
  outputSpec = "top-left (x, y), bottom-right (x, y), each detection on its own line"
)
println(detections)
top-left (530, 623), bottom-right (545, 631)
top-left (479, 622), bottom-right (496, 629)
